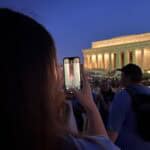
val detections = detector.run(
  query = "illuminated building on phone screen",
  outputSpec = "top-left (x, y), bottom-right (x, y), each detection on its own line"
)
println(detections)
top-left (83, 33), bottom-right (150, 73)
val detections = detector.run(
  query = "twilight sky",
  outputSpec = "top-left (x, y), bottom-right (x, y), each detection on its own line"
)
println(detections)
top-left (0, 0), bottom-right (150, 63)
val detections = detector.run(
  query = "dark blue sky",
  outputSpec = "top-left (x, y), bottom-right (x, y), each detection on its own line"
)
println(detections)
top-left (0, 0), bottom-right (150, 63)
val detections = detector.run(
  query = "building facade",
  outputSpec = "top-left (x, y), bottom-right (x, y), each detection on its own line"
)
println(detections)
top-left (83, 33), bottom-right (150, 72)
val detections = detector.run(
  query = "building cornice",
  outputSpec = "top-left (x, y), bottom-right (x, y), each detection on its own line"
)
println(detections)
top-left (83, 40), bottom-right (150, 54)
top-left (92, 33), bottom-right (150, 49)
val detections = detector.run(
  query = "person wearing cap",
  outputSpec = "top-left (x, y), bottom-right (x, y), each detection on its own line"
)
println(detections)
top-left (107, 64), bottom-right (150, 150)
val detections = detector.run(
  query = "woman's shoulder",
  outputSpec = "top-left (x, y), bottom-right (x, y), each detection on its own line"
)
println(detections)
top-left (65, 135), bottom-right (120, 150)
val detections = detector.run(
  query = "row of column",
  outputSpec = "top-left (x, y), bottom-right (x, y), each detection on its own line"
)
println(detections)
top-left (84, 49), bottom-right (143, 71)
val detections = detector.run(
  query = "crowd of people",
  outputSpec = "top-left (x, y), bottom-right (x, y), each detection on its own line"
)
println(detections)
top-left (1, 8), bottom-right (150, 150)
top-left (72, 64), bottom-right (150, 150)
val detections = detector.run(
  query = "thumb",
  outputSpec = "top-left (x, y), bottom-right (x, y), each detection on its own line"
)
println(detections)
top-left (70, 88), bottom-right (79, 96)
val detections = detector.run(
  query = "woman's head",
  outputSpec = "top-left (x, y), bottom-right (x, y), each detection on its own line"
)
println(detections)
top-left (0, 8), bottom-right (65, 149)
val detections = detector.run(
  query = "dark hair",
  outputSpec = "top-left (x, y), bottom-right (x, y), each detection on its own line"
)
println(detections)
top-left (0, 8), bottom-right (69, 150)
top-left (120, 64), bottom-right (143, 82)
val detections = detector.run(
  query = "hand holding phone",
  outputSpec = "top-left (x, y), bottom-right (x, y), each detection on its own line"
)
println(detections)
top-left (63, 57), bottom-right (81, 91)
top-left (72, 71), bottom-right (96, 110)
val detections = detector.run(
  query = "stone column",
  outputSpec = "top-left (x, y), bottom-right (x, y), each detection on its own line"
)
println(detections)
top-left (116, 51), bottom-right (121, 68)
top-left (109, 52), bottom-right (112, 71)
top-left (90, 55), bottom-right (92, 69)
top-left (86, 55), bottom-right (89, 69)
top-left (97, 54), bottom-right (99, 69)
top-left (124, 50), bottom-right (128, 65)
top-left (85, 55), bottom-right (87, 69)
top-left (86, 55), bottom-right (88, 69)
top-left (141, 48), bottom-right (144, 68)
top-left (95, 54), bottom-right (98, 69)
top-left (88, 55), bottom-right (90, 69)
top-left (86, 56), bottom-right (89, 68)
top-left (111, 53), bottom-right (114, 70)
top-left (102, 53), bottom-right (105, 69)
top-left (98, 53), bottom-right (103, 69)
top-left (132, 50), bottom-right (136, 64)
top-left (84, 55), bottom-right (86, 68)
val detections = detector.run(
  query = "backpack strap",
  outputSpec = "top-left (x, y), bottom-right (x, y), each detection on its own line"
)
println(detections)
top-left (125, 87), bottom-right (137, 98)
top-left (126, 87), bottom-right (150, 141)
top-left (125, 87), bottom-right (139, 111)
top-left (126, 87), bottom-right (150, 111)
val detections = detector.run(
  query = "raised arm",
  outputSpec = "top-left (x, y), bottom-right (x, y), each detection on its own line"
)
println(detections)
top-left (73, 74), bottom-right (108, 137)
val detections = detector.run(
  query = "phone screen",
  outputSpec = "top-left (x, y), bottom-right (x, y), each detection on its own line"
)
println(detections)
top-left (63, 57), bottom-right (81, 90)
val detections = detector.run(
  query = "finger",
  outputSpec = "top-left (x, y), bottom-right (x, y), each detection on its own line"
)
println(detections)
top-left (81, 70), bottom-right (89, 89)
top-left (71, 88), bottom-right (82, 99)
top-left (81, 69), bottom-right (87, 82)
top-left (81, 75), bottom-right (91, 92)
top-left (70, 88), bottom-right (78, 95)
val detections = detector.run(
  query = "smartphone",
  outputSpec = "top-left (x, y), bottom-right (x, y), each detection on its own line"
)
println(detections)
top-left (63, 57), bottom-right (81, 91)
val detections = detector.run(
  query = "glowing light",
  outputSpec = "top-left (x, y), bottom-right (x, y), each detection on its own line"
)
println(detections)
top-left (98, 54), bottom-right (103, 69)
top-left (92, 55), bottom-right (96, 62)
top-left (111, 53), bottom-right (114, 69)
top-left (104, 53), bottom-right (109, 70)
top-left (143, 49), bottom-right (150, 70)
top-left (91, 55), bottom-right (97, 68)
top-left (135, 50), bottom-right (142, 66)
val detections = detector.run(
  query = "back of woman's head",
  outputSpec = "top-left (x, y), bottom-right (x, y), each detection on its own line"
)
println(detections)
top-left (0, 8), bottom-right (65, 150)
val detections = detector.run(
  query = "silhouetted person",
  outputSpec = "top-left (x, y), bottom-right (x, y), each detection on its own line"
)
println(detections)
top-left (0, 9), bottom-right (119, 150)
top-left (97, 79), bottom-right (115, 126)
top-left (107, 64), bottom-right (150, 150)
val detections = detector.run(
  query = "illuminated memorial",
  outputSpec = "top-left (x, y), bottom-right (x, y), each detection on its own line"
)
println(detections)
top-left (83, 33), bottom-right (150, 72)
